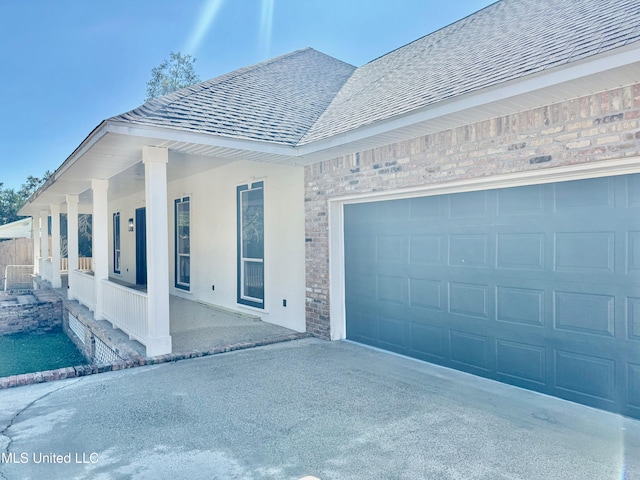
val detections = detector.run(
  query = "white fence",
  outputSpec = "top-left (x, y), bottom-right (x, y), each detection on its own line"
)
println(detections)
top-left (3, 265), bottom-right (33, 291)
top-left (70, 270), bottom-right (96, 311)
top-left (60, 257), bottom-right (92, 272)
top-left (101, 279), bottom-right (148, 345)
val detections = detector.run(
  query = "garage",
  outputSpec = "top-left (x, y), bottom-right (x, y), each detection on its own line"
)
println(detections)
top-left (344, 173), bottom-right (640, 418)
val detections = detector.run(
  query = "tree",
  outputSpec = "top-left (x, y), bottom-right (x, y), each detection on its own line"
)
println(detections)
top-left (145, 52), bottom-right (201, 101)
top-left (0, 172), bottom-right (52, 225)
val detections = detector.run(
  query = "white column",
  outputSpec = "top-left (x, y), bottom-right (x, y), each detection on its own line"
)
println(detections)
top-left (32, 216), bottom-right (40, 275)
top-left (142, 146), bottom-right (172, 356)
top-left (50, 204), bottom-right (61, 288)
top-left (66, 194), bottom-right (79, 299)
top-left (92, 179), bottom-right (109, 320)
top-left (39, 210), bottom-right (48, 268)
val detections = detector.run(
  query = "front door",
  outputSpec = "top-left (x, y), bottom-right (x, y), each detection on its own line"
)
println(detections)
top-left (135, 207), bottom-right (147, 285)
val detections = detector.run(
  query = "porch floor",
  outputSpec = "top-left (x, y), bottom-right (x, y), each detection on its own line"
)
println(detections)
top-left (38, 274), bottom-right (300, 357)
top-left (168, 296), bottom-right (297, 353)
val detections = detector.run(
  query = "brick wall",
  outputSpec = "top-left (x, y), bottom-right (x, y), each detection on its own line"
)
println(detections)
top-left (304, 83), bottom-right (640, 338)
top-left (0, 296), bottom-right (62, 336)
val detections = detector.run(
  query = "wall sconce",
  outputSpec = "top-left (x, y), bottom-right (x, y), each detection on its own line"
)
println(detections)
top-left (128, 218), bottom-right (134, 232)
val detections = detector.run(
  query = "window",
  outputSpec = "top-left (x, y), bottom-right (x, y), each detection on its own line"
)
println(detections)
top-left (175, 197), bottom-right (190, 290)
top-left (113, 212), bottom-right (121, 274)
top-left (237, 181), bottom-right (264, 308)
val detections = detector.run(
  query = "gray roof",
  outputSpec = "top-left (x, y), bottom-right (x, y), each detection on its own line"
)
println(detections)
top-left (112, 0), bottom-right (640, 148)
top-left (111, 48), bottom-right (356, 146)
top-left (300, 0), bottom-right (640, 144)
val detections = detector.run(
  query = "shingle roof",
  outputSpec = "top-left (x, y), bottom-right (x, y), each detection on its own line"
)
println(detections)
top-left (111, 0), bottom-right (640, 148)
top-left (299, 0), bottom-right (640, 144)
top-left (111, 48), bottom-right (356, 146)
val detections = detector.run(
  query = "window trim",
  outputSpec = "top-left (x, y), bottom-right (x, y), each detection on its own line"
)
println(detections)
top-left (113, 212), bottom-right (121, 274)
top-left (174, 196), bottom-right (191, 291)
top-left (237, 181), bottom-right (264, 309)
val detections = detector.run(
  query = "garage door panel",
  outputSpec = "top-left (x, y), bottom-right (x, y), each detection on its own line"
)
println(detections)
top-left (554, 177), bottom-right (614, 210)
top-left (554, 232), bottom-right (615, 273)
top-left (553, 291), bottom-right (615, 337)
top-left (496, 340), bottom-right (546, 385)
top-left (378, 315), bottom-right (408, 351)
top-left (496, 233), bottom-right (545, 270)
top-left (497, 184), bottom-right (544, 215)
top-left (628, 297), bottom-right (640, 341)
top-left (409, 278), bottom-right (443, 310)
top-left (628, 232), bottom-right (640, 274)
top-left (628, 364), bottom-right (640, 409)
top-left (377, 235), bottom-right (407, 263)
top-left (410, 195), bottom-right (444, 218)
top-left (554, 349), bottom-right (616, 402)
top-left (346, 311), bottom-right (378, 344)
top-left (409, 234), bottom-right (443, 264)
top-left (377, 275), bottom-right (406, 305)
top-left (409, 323), bottom-right (447, 360)
top-left (627, 174), bottom-right (640, 207)
top-left (448, 282), bottom-right (490, 319)
top-left (449, 330), bottom-right (492, 372)
top-left (345, 173), bottom-right (638, 418)
top-left (449, 190), bottom-right (489, 217)
top-left (449, 234), bottom-right (490, 267)
top-left (496, 286), bottom-right (545, 326)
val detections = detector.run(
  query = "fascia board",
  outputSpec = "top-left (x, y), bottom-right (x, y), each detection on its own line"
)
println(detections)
top-left (105, 121), bottom-right (298, 158)
top-left (18, 121), bottom-right (110, 215)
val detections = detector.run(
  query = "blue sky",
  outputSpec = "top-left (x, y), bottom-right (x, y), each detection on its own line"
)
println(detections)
top-left (0, 0), bottom-right (495, 190)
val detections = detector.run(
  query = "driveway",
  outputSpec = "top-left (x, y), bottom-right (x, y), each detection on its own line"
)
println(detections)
top-left (0, 338), bottom-right (638, 479)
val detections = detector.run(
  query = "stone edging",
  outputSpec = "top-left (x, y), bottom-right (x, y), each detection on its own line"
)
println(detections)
top-left (0, 332), bottom-right (309, 390)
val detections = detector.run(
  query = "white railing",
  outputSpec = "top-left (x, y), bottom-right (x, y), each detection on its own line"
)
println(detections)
top-left (71, 270), bottom-right (96, 311)
top-left (101, 279), bottom-right (148, 345)
top-left (60, 257), bottom-right (92, 272)
top-left (41, 259), bottom-right (53, 283)
top-left (4, 265), bottom-right (33, 291)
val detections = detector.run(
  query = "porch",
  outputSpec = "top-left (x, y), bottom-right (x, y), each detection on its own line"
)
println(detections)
top-left (23, 145), bottom-right (306, 358)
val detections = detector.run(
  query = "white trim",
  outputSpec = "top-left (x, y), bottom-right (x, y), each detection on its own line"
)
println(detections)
top-left (107, 121), bottom-right (296, 157)
top-left (174, 195), bottom-right (191, 291)
top-left (328, 156), bottom-right (640, 340)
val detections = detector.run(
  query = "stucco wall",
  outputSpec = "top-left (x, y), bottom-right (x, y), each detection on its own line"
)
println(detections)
top-left (304, 83), bottom-right (640, 339)
top-left (106, 160), bottom-right (306, 333)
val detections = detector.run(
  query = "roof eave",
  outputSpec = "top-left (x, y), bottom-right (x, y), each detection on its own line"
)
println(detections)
top-left (295, 42), bottom-right (640, 163)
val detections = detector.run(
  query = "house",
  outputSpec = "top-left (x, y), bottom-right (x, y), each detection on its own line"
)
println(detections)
top-left (18, 0), bottom-right (640, 418)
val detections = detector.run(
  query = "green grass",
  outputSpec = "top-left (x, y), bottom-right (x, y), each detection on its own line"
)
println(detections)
top-left (0, 328), bottom-right (87, 377)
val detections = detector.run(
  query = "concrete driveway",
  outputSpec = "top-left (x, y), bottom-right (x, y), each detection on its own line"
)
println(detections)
top-left (0, 338), bottom-right (638, 480)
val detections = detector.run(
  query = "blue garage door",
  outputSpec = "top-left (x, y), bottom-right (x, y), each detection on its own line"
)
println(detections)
top-left (345, 174), bottom-right (640, 419)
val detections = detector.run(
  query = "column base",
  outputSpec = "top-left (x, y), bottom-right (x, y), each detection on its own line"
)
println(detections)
top-left (145, 335), bottom-right (172, 357)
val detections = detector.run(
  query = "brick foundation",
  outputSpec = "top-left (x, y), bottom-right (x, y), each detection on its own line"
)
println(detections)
top-left (304, 83), bottom-right (640, 338)
top-left (0, 291), bottom-right (62, 336)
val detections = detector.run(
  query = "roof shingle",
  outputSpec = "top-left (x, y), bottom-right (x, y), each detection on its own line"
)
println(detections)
top-left (111, 48), bottom-right (356, 146)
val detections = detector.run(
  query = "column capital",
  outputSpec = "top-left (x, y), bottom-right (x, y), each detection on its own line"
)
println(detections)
top-left (91, 178), bottom-right (109, 191)
top-left (142, 146), bottom-right (168, 164)
top-left (66, 194), bottom-right (79, 204)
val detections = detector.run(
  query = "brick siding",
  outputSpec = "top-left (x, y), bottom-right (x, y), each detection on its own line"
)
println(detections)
top-left (304, 83), bottom-right (640, 338)
top-left (0, 292), bottom-right (62, 336)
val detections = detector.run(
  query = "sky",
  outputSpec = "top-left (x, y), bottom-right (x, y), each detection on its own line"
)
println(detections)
top-left (0, 0), bottom-right (495, 190)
